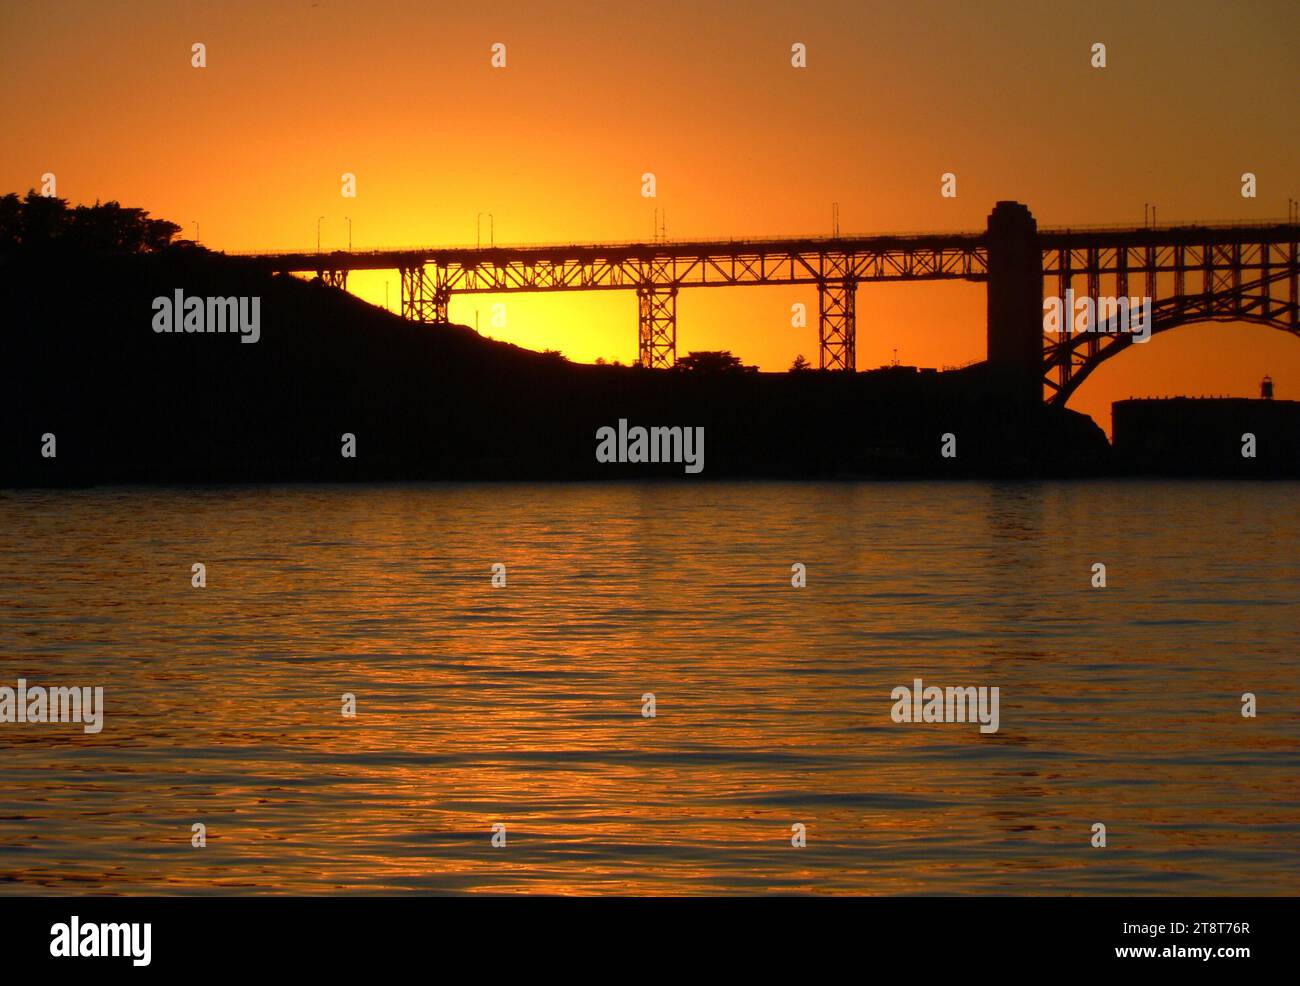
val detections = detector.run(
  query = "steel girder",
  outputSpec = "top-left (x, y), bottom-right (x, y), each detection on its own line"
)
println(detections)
top-left (637, 285), bottom-right (678, 368)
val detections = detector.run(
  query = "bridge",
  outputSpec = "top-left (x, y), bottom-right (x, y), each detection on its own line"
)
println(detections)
top-left (237, 202), bottom-right (1300, 406)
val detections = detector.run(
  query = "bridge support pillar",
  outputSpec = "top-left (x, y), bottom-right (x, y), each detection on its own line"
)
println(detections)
top-left (400, 265), bottom-right (450, 324)
top-left (319, 269), bottom-right (348, 291)
top-left (637, 285), bottom-right (677, 368)
top-left (986, 201), bottom-right (1042, 402)
top-left (1291, 238), bottom-right (1299, 329)
top-left (818, 280), bottom-right (856, 371)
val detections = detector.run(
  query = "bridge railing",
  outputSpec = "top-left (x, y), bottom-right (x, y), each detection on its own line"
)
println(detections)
top-left (224, 218), bottom-right (1297, 260)
top-left (1038, 217), bottom-right (1298, 234)
top-left (224, 229), bottom-right (990, 258)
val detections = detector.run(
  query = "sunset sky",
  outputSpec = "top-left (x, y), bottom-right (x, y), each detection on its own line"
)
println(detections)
top-left (3, 0), bottom-right (1297, 432)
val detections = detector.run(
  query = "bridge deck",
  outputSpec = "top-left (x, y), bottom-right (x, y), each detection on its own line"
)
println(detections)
top-left (219, 209), bottom-right (1298, 385)
top-left (232, 220), bottom-right (1299, 275)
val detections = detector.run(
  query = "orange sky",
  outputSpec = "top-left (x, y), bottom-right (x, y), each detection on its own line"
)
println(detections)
top-left (3, 0), bottom-right (1297, 433)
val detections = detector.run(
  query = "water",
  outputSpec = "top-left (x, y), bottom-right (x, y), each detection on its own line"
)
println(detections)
top-left (1, 481), bottom-right (1297, 895)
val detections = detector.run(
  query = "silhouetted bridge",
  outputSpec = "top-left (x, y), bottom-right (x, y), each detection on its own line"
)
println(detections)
top-left (238, 202), bottom-right (1299, 405)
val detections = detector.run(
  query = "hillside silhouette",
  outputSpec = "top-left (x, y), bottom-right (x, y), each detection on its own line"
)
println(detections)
top-left (1, 193), bottom-right (1114, 485)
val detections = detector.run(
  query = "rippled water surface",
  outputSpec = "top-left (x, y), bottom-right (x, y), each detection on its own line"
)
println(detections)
top-left (1, 481), bottom-right (1297, 894)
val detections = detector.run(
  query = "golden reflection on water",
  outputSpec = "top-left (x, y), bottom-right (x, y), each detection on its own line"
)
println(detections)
top-left (1, 481), bottom-right (1297, 894)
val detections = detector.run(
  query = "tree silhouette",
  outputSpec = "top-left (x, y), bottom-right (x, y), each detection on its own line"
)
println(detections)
top-left (0, 191), bottom-right (182, 255)
top-left (675, 350), bottom-right (756, 374)
top-left (790, 354), bottom-right (812, 371)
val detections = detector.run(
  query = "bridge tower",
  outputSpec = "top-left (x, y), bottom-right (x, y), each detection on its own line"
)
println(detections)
top-left (400, 265), bottom-right (450, 324)
top-left (818, 279), bottom-right (856, 371)
top-left (318, 268), bottom-right (348, 290)
top-left (637, 285), bottom-right (677, 368)
top-left (986, 201), bottom-right (1042, 401)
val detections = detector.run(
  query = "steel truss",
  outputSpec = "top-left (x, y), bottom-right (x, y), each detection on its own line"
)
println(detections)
top-left (818, 280), bottom-right (856, 371)
top-left (400, 265), bottom-right (449, 324)
top-left (1042, 236), bottom-right (1300, 405)
top-left (248, 220), bottom-right (1298, 385)
top-left (637, 285), bottom-right (678, 368)
top-left (318, 269), bottom-right (348, 290)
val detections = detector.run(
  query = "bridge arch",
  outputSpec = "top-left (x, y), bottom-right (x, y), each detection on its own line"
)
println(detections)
top-left (1044, 269), bottom-right (1300, 407)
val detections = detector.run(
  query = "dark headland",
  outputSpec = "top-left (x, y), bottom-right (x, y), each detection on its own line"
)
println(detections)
top-left (2, 194), bottom-right (1293, 485)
